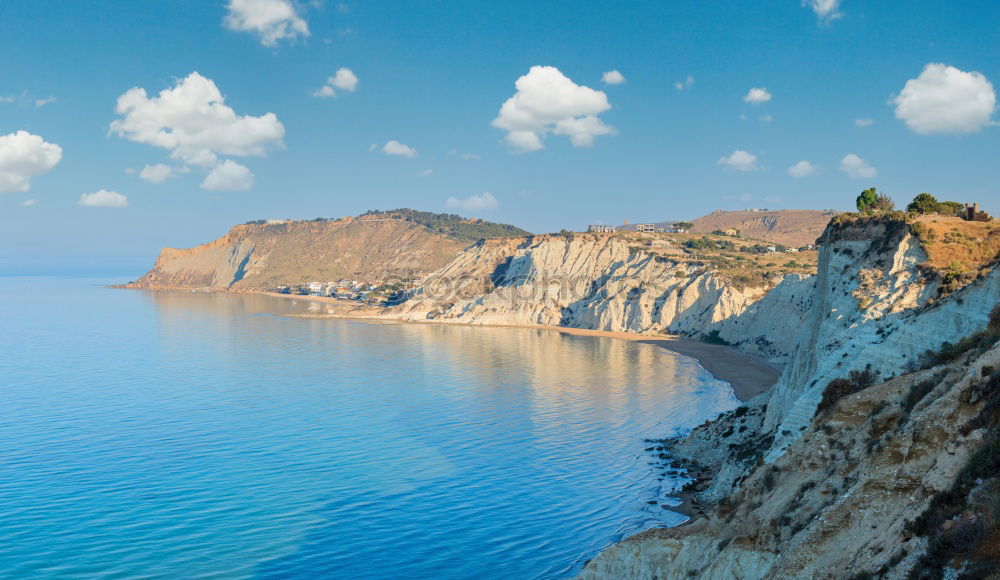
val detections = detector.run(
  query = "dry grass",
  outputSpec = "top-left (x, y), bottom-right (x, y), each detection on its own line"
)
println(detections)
top-left (913, 216), bottom-right (1000, 273)
top-left (627, 231), bottom-right (819, 288)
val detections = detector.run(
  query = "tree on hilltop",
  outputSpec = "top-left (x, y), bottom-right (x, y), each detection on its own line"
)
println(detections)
top-left (856, 188), bottom-right (894, 213)
top-left (907, 193), bottom-right (939, 214)
top-left (856, 188), bottom-right (879, 213)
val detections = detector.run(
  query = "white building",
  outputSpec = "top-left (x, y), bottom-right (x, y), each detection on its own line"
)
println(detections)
top-left (588, 225), bottom-right (617, 233)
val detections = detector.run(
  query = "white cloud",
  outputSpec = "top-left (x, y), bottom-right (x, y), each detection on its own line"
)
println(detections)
top-left (110, 72), bottom-right (285, 169)
top-left (743, 87), bottom-right (772, 105)
top-left (0, 131), bottom-right (63, 193)
top-left (382, 140), bottom-right (417, 157)
top-left (20, 198), bottom-right (37, 207)
top-left (602, 70), bottom-right (626, 85)
top-left (34, 97), bottom-right (56, 108)
top-left (855, 118), bottom-right (874, 127)
top-left (79, 189), bottom-right (128, 208)
top-left (312, 67), bottom-right (358, 98)
top-left (223, 0), bottom-right (309, 47)
top-left (492, 65), bottom-right (615, 152)
top-left (839, 153), bottom-right (877, 179)
top-left (138, 163), bottom-right (178, 184)
top-left (891, 63), bottom-right (996, 135)
top-left (0, 96), bottom-right (14, 104)
top-left (201, 160), bottom-right (254, 191)
top-left (417, 168), bottom-right (434, 177)
top-left (675, 75), bottom-right (694, 91)
top-left (759, 114), bottom-right (773, 123)
top-left (446, 192), bottom-right (498, 212)
top-left (717, 150), bottom-right (760, 172)
top-left (787, 160), bottom-right (819, 178)
top-left (448, 149), bottom-right (480, 160)
top-left (313, 85), bottom-right (335, 98)
top-left (803, 0), bottom-right (842, 23)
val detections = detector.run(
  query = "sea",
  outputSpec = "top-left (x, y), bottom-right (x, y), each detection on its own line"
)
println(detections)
top-left (0, 275), bottom-right (739, 579)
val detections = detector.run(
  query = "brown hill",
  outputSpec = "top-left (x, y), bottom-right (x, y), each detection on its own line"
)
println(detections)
top-left (130, 216), bottom-right (480, 290)
top-left (690, 209), bottom-right (837, 246)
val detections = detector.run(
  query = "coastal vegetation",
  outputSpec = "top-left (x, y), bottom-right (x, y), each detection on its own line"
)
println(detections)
top-left (360, 208), bottom-right (532, 241)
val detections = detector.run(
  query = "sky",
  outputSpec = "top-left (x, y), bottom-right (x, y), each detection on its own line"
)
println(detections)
top-left (1, 0), bottom-right (999, 272)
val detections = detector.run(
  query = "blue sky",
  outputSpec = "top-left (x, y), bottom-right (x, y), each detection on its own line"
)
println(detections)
top-left (1, 0), bottom-right (998, 272)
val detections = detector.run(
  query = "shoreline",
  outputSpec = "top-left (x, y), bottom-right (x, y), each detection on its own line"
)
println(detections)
top-left (121, 286), bottom-right (781, 402)
top-left (257, 291), bottom-right (781, 402)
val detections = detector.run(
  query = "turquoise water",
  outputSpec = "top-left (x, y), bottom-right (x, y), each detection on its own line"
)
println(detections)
top-left (0, 276), bottom-right (738, 579)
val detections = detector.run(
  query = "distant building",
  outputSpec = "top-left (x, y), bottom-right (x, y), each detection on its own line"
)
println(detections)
top-left (635, 224), bottom-right (657, 232)
top-left (588, 225), bottom-right (617, 233)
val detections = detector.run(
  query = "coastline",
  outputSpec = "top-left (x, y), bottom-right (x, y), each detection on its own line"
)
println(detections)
top-left (157, 288), bottom-right (782, 402)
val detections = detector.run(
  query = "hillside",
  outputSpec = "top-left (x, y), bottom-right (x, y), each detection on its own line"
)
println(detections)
top-left (128, 213), bottom-right (524, 290)
top-left (690, 209), bottom-right (837, 246)
top-left (359, 208), bottom-right (531, 241)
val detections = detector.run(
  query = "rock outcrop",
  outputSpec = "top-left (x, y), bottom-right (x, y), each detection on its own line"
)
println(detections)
top-left (580, 342), bottom-right (1000, 578)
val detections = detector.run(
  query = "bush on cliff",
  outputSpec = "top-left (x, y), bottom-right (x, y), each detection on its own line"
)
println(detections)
top-left (816, 365), bottom-right (881, 415)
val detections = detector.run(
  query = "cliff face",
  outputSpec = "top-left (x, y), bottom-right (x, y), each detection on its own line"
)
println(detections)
top-left (387, 232), bottom-right (814, 361)
top-left (130, 217), bottom-right (469, 290)
top-left (577, 217), bottom-right (1000, 579)
top-left (580, 343), bottom-right (1000, 579)
top-left (761, 219), bottom-right (998, 459)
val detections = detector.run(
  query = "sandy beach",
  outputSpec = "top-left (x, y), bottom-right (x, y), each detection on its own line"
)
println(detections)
top-left (254, 290), bottom-right (782, 402)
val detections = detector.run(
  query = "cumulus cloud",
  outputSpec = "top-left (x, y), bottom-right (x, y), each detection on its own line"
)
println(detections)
top-left (110, 72), bottom-right (285, 168)
top-left (803, 0), bottom-right (842, 23)
top-left (0, 131), bottom-right (63, 193)
top-left (0, 96), bottom-right (13, 104)
top-left (417, 168), bottom-right (434, 177)
top-left (891, 63), bottom-right (996, 135)
top-left (201, 160), bottom-right (254, 191)
top-left (675, 76), bottom-right (694, 91)
top-left (223, 0), bottom-right (309, 47)
top-left (602, 70), bottom-right (626, 85)
top-left (839, 153), bottom-right (877, 179)
top-left (20, 198), bottom-right (37, 207)
top-left (787, 160), bottom-right (819, 178)
top-left (855, 118), bottom-right (874, 127)
top-left (759, 114), bottom-right (774, 123)
top-left (138, 163), bottom-right (178, 184)
top-left (79, 189), bottom-right (128, 208)
top-left (717, 150), bottom-right (760, 172)
top-left (34, 97), bottom-right (56, 108)
top-left (743, 87), bottom-right (772, 105)
top-left (382, 140), bottom-right (417, 157)
top-left (492, 65), bottom-right (615, 152)
top-left (446, 192), bottom-right (498, 212)
top-left (312, 67), bottom-right (359, 98)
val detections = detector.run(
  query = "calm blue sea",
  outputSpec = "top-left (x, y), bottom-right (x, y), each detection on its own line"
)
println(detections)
top-left (0, 276), bottom-right (738, 579)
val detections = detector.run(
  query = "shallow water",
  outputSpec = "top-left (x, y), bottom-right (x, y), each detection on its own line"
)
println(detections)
top-left (0, 276), bottom-right (738, 579)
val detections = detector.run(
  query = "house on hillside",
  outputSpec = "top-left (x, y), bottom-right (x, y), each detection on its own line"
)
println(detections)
top-left (588, 225), bottom-right (617, 233)
top-left (635, 224), bottom-right (657, 232)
